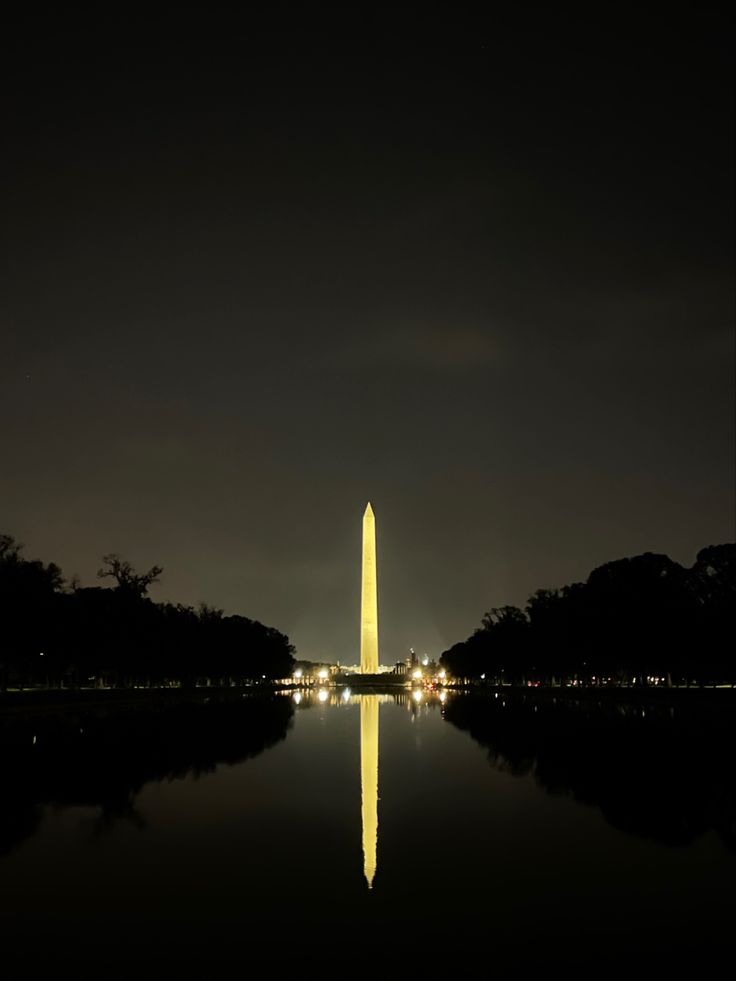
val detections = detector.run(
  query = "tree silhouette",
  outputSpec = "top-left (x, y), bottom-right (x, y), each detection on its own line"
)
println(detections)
top-left (97, 554), bottom-right (163, 596)
top-left (0, 532), bottom-right (296, 689)
top-left (441, 543), bottom-right (736, 685)
top-left (0, 534), bottom-right (22, 561)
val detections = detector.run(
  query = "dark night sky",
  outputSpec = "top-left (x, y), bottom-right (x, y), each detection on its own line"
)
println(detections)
top-left (2, 8), bottom-right (733, 662)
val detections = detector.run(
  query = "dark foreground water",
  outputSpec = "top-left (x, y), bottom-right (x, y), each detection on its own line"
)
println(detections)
top-left (1, 688), bottom-right (734, 977)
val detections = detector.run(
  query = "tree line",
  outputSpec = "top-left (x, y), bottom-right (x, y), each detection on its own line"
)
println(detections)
top-left (0, 534), bottom-right (296, 689)
top-left (440, 544), bottom-right (735, 686)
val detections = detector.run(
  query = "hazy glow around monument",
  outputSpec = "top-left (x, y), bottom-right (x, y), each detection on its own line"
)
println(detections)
top-left (360, 503), bottom-right (379, 674)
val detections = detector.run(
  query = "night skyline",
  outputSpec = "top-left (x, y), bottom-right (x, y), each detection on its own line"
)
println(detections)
top-left (2, 9), bottom-right (733, 662)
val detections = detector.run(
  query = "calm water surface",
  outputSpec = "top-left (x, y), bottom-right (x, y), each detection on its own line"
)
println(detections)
top-left (1, 689), bottom-right (734, 975)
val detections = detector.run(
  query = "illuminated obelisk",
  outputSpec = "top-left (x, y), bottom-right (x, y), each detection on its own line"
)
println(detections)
top-left (361, 694), bottom-right (379, 889)
top-left (360, 502), bottom-right (379, 674)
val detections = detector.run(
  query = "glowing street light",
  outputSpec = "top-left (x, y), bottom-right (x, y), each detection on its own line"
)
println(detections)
top-left (412, 669), bottom-right (422, 680)
top-left (318, 669), bottom-right (328, 680)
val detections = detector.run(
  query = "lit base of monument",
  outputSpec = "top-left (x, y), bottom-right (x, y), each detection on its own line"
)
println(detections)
top-left (336, 672), bottom-right (406, 688)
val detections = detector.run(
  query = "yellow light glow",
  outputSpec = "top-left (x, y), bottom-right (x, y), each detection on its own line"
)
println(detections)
top-left (294, 669), bottom-right (303, 679)
top-left (412, 690), bottom-right (423, 703)
top-left (342, 688), bottom-right (352, 700)
top-left (361, 503), bottom-right (379, 674)
top-left (412, 669), bottom-right (422, 680)
top-left (318, 669), bottom-right (328, 679)
top-left (293, 692), bottom-right (302, 704)
top-left (439, 692), bottom-right (446, 703)
top-left (318, 689), bottom-right (328, 702)
top-left (438, 670), bottom-right (446, 679)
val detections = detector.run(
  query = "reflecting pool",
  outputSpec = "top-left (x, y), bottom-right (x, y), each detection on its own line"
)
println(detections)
top-left (0, 689), bottom-right (733, 975)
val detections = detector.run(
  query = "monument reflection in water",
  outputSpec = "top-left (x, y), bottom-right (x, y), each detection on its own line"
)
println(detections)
top-left (295, 688), bottom-right (384, 888)
top-left (360, 694), bottom-right (379, 889)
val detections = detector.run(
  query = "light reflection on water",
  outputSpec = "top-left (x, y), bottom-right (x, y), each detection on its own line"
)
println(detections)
top-left (289, 687), bottom-right (449, 889)
top-left (1, 689), bottom-right (734, 972)
top-left (360, 694), bottom-right (378, 888)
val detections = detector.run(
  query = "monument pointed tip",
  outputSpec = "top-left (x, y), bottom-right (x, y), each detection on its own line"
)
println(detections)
top-left (365, 501), bottom-right (374, 514)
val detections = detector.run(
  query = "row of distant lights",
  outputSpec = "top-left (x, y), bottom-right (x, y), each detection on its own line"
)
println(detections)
top-left (293, 689), bottom-right (447, 705)
top-left (294, 668), bottom-right (448, 682)
top-left (413, 669), bottom-right (446, 681)
top-left (293, 669), bottom-right (329, 681)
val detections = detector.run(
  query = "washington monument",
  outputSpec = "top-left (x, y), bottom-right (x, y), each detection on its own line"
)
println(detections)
top-left (360, 502), bottom-right (379, 673)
